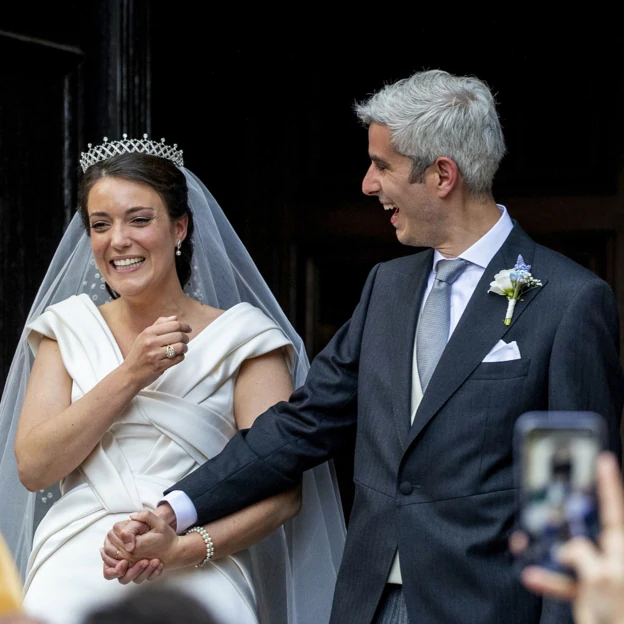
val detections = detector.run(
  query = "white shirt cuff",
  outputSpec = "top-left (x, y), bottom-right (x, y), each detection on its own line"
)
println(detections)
top-left (159, 490), bottom-right (198, 534)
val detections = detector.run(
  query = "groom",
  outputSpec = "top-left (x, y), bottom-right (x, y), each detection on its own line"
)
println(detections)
top-left (106, 70), bottom-right (624, 623)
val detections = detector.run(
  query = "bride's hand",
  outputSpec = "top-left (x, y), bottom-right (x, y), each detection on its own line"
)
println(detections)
top-left (101, 518), bottom-right (164, 585)
top-left (121, 316), bottom-right (191, 390)
top-left (114, 511), bottom-right (208, 583)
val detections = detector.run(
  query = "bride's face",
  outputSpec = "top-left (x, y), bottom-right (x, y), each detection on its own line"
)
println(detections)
top-left (86, 177), bottom-right (187, 298)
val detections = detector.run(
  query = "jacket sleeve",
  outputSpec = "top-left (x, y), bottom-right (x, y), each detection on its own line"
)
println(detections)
top-left (548, 277), bottom-right (624, 458)
top-left (165, 263), bottom-right (382, 525)
top-left (540, 278), bottom-right (623, 624)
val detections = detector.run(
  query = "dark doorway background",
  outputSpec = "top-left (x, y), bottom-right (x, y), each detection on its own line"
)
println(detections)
top-left (146, 14), bottom-right (624, 515)
top-left (1, 6), bottom-right (623, 519)
top-left (148, 12), bottom-right (624, 357)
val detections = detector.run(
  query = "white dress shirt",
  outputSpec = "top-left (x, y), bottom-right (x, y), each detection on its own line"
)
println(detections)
top-left (163, 206), bottom-right (515, 545)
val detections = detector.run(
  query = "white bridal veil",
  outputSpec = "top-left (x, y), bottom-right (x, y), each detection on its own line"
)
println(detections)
top-left (0, 167), bottom-right (345, 623)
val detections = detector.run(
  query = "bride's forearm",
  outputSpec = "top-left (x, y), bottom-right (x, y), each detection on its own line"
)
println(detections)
top-left (163, 485), bottom-right (302, 569)
top-left (15, 365), bottom-right (141, 491)
top-left (209, 484), bottom-right (302, 559)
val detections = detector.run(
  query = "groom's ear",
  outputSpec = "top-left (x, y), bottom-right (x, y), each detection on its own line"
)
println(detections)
top-left (429, 157), bottom-right (459, 198)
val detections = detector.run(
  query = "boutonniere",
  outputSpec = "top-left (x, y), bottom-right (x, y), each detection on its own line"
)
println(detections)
top-left (488, 255), bottom-right (543, 325)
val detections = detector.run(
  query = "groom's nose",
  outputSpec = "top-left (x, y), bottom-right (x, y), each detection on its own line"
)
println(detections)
top-left (362, 163), bottom-right (381, 196)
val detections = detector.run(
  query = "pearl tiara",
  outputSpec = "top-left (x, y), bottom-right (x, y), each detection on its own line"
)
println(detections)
top-left (79, 134), bottom-right (184, 172)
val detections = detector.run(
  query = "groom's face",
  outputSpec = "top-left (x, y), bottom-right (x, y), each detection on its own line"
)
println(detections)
top-left (362, 123), bottom-right (444, 248)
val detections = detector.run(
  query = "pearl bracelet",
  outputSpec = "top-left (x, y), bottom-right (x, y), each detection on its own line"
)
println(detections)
top-left (185, 526), bottom-right (215, 568)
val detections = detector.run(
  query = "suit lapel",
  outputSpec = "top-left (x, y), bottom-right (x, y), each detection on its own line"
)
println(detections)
top-left (387, 250), bottom-right (433, 450)
top-left (407, 225), bottom-right (548, 445)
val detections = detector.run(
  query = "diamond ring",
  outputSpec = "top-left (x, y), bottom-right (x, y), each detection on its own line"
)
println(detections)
top-left (165, 345), bottom-right (176, 359)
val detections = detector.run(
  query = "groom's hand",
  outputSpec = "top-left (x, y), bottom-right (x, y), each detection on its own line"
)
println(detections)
top-left (115, 503), bottom-right (177, 553)
top-left (113, 517), bottom-right (149, 553)
top-left (101, 519), bottom-right (149, 582)
top-left (101, 504), bottom-right (176, 583)
top-left (102, 519), bottom-right (163, 584)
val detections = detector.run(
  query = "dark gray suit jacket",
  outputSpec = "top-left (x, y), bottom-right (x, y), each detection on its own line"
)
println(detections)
top-left (167, 225), bottom-right (624, 623)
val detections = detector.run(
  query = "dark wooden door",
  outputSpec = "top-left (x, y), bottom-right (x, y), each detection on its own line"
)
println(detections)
top-left (0, 0), bottom-right (152, 395)
top-left (0, 31), bottom-right (82, 395)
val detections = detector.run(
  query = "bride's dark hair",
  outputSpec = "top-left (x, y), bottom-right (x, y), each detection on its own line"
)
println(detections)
top-left (77, 153), bottom-right (195, 298)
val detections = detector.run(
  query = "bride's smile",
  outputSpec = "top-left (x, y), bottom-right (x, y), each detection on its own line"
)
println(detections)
top-left (110, 256), bottom-right (146, 271)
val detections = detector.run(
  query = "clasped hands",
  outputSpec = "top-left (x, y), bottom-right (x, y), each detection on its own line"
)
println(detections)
top-left (100, 506), bottom-right (177, 584)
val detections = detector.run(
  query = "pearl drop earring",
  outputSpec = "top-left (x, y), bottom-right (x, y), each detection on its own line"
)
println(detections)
top-left (176, 240), bottom-right (182, 256)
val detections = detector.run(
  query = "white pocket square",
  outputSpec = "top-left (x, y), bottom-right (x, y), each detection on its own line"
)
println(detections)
top-left (482, 339), bottom-right (521, 363)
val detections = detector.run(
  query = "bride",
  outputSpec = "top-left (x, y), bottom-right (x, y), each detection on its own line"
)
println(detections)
top-left (0, 137), bottom-right (345, 624)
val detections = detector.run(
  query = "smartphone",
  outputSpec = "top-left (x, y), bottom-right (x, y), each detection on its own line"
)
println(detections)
top-left (513, 411), bottom-right (607, 575)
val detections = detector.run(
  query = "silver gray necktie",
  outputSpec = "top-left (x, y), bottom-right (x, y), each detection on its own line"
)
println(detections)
top-left (416, 259), bottom-right (469, 393)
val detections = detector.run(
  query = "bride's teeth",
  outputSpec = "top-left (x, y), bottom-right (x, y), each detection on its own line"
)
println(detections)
top-left (113, 258), bottom-right (144, 268)
top-left (383, 204), bottom-right (396, 211)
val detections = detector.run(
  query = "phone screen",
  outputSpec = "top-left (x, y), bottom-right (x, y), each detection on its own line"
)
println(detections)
top-left (518, 425), bottom-right (601, 573)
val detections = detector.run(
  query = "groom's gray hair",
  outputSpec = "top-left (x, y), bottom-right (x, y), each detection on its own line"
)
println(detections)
top-left (355, 69), bottom-right (506, 198)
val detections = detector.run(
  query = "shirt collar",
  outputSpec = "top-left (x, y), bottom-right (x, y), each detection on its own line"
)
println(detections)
top-left (432, 204), bottom-right (513, 269)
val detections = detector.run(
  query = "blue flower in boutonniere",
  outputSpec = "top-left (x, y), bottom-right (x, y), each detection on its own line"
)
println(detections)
top-left (488, 255), bottom-right (543, 325)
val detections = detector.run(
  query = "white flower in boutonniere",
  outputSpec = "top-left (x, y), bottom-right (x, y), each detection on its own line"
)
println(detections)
top-left (488, 255), bottom-right (543, 325)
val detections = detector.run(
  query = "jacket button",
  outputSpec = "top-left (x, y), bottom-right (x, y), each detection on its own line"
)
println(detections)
top-left (399, 481), bottom-right (413, 495)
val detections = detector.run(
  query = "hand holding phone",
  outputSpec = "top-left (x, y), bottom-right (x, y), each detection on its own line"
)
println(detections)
top-left (513, 411), bottom-right (607, 576)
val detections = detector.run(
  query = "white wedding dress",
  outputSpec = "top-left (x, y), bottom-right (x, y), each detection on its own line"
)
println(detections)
top-left (22, 293), bottom-right (295, 624)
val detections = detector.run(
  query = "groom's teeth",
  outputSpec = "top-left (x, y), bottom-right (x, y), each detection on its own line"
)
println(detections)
top-left (383, 204), bottom-right (396, 211)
